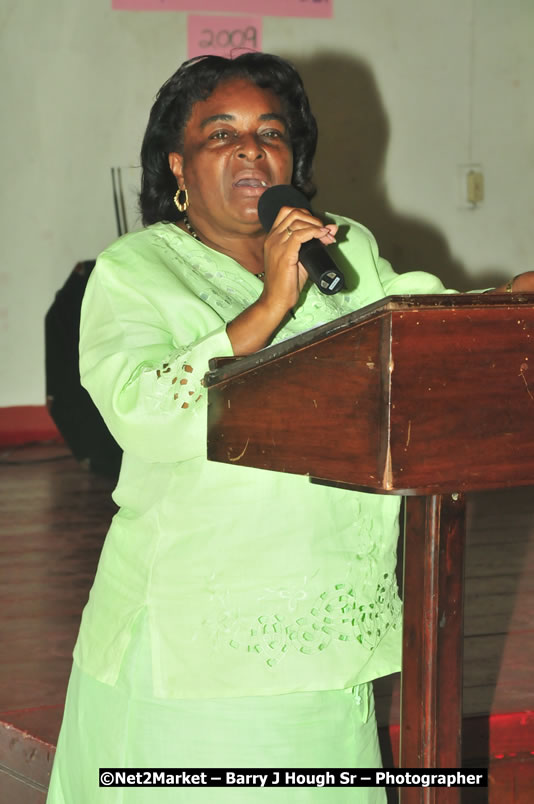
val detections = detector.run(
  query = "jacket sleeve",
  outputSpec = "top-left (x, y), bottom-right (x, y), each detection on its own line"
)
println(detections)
top-left (375, 254), bottom-right (458, 296)
top-left (79, 248), bottom-right (234, 464)
top-left (332, 214), bottom-right (459, 299)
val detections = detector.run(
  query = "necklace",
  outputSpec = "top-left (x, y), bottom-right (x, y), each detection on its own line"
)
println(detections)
top-left (182, 213), bottom-right (265, 280)
top-left (183, 212), bottom-right (199, 241)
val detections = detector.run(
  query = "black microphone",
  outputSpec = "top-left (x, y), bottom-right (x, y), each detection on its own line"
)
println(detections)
top-left (257, 184), bottom-right (345, 295)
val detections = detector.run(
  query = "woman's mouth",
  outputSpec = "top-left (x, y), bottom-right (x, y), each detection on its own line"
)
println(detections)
top-left (233, 179), bottom-right (269, 188)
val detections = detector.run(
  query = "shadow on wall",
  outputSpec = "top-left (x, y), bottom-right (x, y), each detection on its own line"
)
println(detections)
top-left (288, 52), bottom-right (506, 293)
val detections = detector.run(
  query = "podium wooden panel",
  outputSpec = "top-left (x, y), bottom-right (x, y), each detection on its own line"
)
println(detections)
top-left (204, 293), bottom-right (534, 803)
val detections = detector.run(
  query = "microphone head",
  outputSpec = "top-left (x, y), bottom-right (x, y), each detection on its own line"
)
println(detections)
top-left (257, 185), bottom-right (312, 232)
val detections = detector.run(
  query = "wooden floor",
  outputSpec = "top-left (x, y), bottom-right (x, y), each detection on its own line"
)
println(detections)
top-left (1, 443), bottom-right (533, 802)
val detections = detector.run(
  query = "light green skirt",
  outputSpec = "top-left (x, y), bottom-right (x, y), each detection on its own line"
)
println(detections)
top-left (47, 615), bottom-right (386, 803)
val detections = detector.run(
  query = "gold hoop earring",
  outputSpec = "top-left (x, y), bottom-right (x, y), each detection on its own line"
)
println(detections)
top-left (173, 187), bottom-right (189, 213)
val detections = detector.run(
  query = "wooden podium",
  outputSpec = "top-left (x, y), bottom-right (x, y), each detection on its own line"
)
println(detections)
top-left (204, 293), bottom-right (534, 803)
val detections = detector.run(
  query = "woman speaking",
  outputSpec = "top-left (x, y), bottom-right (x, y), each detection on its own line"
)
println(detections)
top-left (46, 52), bottom-right (533, 803)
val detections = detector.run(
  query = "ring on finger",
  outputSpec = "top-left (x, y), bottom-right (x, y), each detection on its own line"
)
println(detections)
top-left (286, 225), bottom-right (293, 234)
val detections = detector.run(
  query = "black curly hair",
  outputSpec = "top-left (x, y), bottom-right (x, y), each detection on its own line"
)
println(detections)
top-left (139, 53), bottom-right (318, 226)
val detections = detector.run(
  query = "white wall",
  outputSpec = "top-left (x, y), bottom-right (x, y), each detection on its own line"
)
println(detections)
top-left (1, 0), bottom-right (533, 406)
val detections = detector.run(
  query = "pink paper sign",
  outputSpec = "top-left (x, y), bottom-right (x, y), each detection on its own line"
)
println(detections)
top-left (188, 15), bottom-right (261, 60)
top-left (112, 1), bottom-right (332, 19)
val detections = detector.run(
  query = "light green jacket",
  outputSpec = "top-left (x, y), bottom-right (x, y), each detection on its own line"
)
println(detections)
top-left (75, 214), bottom-right (452, 699)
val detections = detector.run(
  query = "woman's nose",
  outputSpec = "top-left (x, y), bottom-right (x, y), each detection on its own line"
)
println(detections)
top-left (236, 134), bottom-right (264, 161)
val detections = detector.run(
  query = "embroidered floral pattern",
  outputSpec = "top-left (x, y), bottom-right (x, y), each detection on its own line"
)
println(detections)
top-left (131, 347), bottom-right (205, 414)
top-left (154, 232), bottom-right (259, 316)
top-left (153, 227), bottom-right (366, 345)
top-left (257, 576), bottom-right (312, 613)
top-left (273, 286), bottom-right (361, 345)
top-left (348, 507), bottom-right (378, 564)
top-left (226, 574), bottom-right (401, 668)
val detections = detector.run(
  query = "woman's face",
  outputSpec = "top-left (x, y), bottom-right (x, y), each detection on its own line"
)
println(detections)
top-left (169, 78), bottom-right (294, 235)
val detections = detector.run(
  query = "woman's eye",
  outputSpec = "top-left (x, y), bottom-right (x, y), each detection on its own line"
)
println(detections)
top-left (262, 130), bottom-right (283, 139)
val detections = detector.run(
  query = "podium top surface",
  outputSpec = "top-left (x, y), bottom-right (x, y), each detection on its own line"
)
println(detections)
top-left (204, 292), bottom-right (534, 387)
